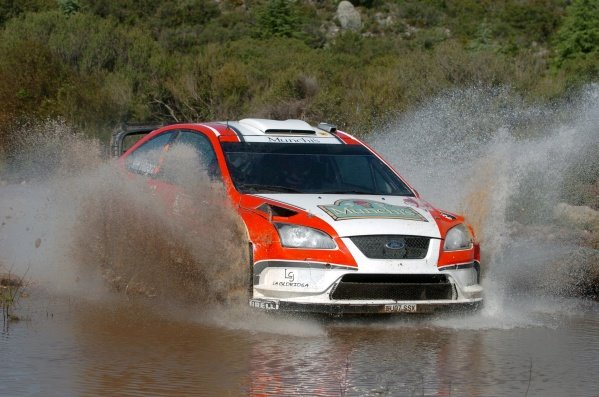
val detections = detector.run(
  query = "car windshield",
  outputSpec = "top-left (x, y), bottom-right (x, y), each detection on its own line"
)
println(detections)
top-left (221, 142), bottom-right (414, 196)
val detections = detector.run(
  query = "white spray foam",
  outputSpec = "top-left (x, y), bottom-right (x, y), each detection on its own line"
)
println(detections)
top-left (369, 84), bottom-right (599, 328)
top-left (0, 120), bottom-right (249, 308)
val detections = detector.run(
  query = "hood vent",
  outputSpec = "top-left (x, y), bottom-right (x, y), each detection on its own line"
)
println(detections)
top-left (257, 203), bottom-right (298, 218)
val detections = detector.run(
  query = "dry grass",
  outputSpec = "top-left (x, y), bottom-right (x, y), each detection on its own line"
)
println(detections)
top-left (1, 268), bottom-right (26, 328)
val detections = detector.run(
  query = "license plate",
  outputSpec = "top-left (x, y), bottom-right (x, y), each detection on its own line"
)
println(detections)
top-left (383, 304), bottom-right (417, 313)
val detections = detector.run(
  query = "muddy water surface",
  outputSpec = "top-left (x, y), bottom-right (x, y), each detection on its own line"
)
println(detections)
top-left (2, 291), bottom-right (598, 397)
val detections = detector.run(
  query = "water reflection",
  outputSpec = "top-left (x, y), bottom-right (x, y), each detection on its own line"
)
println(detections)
top-left (247, 322), bottom-right (486, 397)
top-left (73, 303), bottom-right (251, 396)
top-left (1, 296), bottom-right (598, 397)
top-left (246, 309), bottom-right (599, 397)
top-left (247, 332), bottom-right (346, 396)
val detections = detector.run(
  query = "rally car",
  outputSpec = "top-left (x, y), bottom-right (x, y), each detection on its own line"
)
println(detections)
top-left (115, 119), bottom-right (483, 314)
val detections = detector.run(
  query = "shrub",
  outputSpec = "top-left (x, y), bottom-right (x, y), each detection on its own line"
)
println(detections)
top-left (552, 0), bottom-right (599, 82)
top-left (0, 0), bottom-right (56, 25)
top-left (0, 40), bottom-right (68, 151)
top-left (254, 0), bottom-right (304, 40)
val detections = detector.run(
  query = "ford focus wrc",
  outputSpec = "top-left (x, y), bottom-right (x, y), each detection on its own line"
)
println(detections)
top-left (116, 119), bottom-right (483, 314)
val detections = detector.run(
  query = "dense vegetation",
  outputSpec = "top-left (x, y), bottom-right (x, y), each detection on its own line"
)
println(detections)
top-left (0, 0), bottom-right (597, 150)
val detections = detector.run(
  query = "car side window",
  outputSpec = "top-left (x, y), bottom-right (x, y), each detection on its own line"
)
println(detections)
top-left (371, 165), bottom-right (394, 194)
top-left (125, 132), bottom-right (177, 177)
top-left (371, 160), bottom-right (413, 196)
top-left (177, 131), bottom-right (219, 176)
top-left (335, 155), bottom-right (374, 191)
top-left (158, 130), bottom-right (221, 185)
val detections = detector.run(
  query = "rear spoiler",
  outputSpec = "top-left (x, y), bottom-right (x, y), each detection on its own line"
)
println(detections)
top-left (109, 123), bottom-right (167, 158)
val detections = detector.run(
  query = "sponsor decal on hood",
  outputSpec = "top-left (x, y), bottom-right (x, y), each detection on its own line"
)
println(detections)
top-left (252, 194), bottom-right (441, 238)
top-left (318, 199), bottom-right (428, 222)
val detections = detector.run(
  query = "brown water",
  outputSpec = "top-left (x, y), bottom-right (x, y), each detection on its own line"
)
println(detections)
top-left (2, 289), bottom-right (598, 397)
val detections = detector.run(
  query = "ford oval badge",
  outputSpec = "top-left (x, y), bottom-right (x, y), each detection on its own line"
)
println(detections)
top-left (385, 239), bottom-right (406, 250)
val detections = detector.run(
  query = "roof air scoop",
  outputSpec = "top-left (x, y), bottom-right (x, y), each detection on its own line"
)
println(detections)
top-left (239, 118), bottom-right (316, 135)
top-left (264, 128), bottom-right (315, 135)
top-left (317, 122), bottom-right (337, 133)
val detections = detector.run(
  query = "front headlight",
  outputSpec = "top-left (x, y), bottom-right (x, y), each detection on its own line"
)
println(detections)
top-left (274, 223), bottom-right (336, 249)
top-left (443, 223), bottom-right (473, 251)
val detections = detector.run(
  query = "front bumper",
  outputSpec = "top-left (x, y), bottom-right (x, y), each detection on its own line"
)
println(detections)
top-left (249, 297), bottom-right (482, 314)
top-left (250, 260), bottom-right (483, 314)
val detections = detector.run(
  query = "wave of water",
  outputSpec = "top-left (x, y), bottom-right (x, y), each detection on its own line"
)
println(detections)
top-left (369, 84), bottom-right (599, 328)
top-left (0, 121), bottom-right (249, 315)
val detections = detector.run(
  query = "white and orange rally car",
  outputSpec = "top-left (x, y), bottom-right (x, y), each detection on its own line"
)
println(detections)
top-left (115, 119), bottom-right (483, 314)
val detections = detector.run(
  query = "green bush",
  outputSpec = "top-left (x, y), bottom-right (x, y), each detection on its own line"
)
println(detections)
top-left (0, 0), bottom-right (56, 25)
top-left (254, 0), bottom-right (303, 39)
top-left (553, 0), bottom-right (599, 82)
top-left (0, 0), bottom-right (593, 148)
top-left (0, 40), bottom-right (66, 108)
top-left (0, 39), bottom-right (67, 149)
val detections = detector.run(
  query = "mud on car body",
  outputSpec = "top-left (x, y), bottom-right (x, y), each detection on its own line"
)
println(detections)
top-left (116, 119), bottom-right (483, 314)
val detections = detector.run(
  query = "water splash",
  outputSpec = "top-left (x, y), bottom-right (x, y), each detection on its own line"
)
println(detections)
top-left (0, 120), bottom-right (249, 312)
top-left (369, 84), bottom-right (599, 325)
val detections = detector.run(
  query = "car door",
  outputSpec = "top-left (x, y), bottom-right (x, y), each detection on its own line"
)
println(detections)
top-left (158, 129), bottom-right (221, 186)
top-left (124, 130), bottom-right (179, 203)
top-left (155, 129), bottom-right (223, 217)
top-left (124, 128), bottom-right (222, 215)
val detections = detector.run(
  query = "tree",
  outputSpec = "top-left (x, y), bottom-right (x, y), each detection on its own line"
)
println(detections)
top-left (254, 0), bottom-right (302, 39)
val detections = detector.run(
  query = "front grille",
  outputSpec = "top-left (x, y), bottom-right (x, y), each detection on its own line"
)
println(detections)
top-left (350, 235), bottom-right (430, 259)
top-left (330, 274), bottom-right (455, 301)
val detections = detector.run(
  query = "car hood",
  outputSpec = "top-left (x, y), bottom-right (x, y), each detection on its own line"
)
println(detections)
top-left (252, 194), bottom-right (442, 238)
